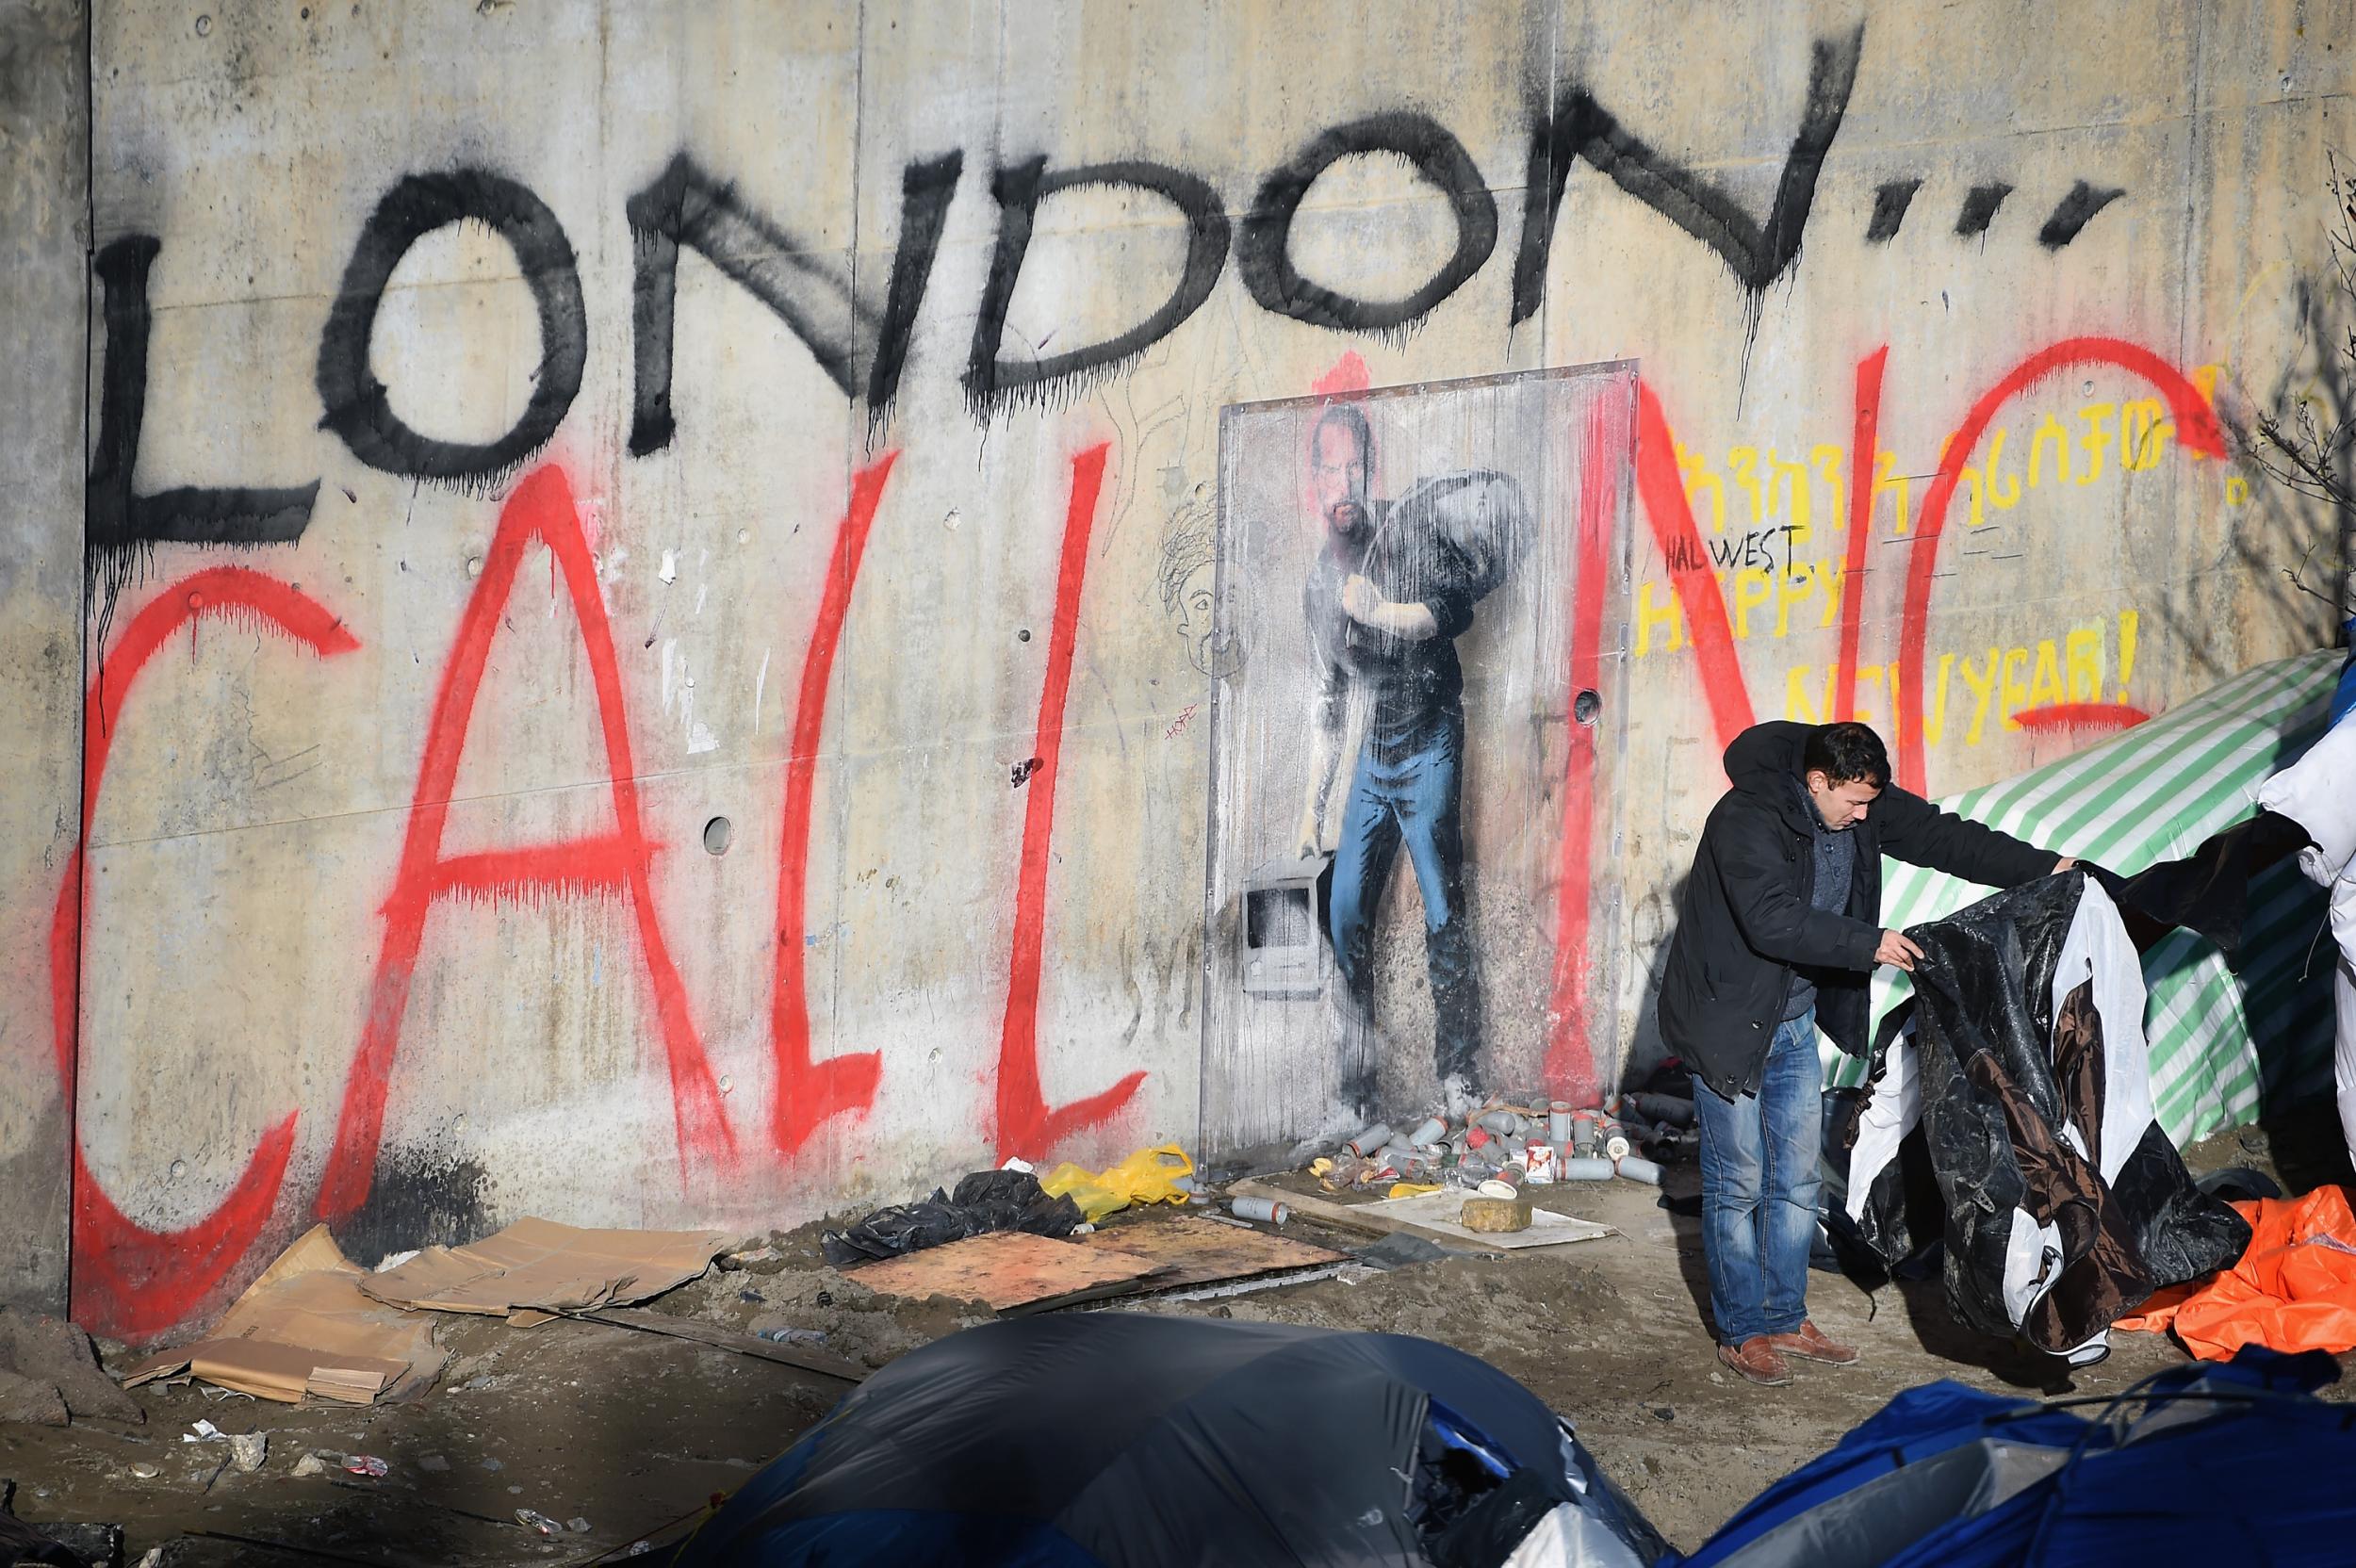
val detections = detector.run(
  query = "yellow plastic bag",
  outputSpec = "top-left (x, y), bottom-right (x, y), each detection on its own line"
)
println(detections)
top-left (1039, 1144), bottom-right (1195, 1223)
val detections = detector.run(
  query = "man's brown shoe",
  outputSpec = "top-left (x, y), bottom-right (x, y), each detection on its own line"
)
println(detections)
top-left (1716, 1336), bottom-right (1792, 1386)
top-left (1765, 1320), bottom-right (1859, 1365)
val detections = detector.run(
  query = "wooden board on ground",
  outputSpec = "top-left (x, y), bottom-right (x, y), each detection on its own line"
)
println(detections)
top-left (851, 1232), bottom-right (1169, 1312)
top-left (1077, 1216), bottom-right (1347, 1290)
top-left (1227, 1179), bottom-right (1614, 1251)
top-left (1362, 1190), bottom-right (1614, 1250)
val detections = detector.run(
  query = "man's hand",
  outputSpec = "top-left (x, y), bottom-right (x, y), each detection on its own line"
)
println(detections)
top-left (1295, 808), bottom-right (1324, 860)
top-left (1340, 574), bottom-right (1384, 624)
top-left (2053, 857), bottom-right (2077, 874)
top-left (1875, 929), bottom-right (1924, 972)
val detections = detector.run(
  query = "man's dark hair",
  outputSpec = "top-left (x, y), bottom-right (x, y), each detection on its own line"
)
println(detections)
top-left (1804, 722), bottom-right (1890, 789)
top-left (1313, 400), bottom-right (1373, 481)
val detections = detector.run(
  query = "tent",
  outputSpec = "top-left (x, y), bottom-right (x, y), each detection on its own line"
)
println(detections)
top-left (663, 1315), bottom-right (1662, 1568)
top-left (1669, 1348), bottom-right (2356, 1568)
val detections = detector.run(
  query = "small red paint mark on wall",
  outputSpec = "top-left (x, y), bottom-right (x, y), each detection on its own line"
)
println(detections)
top-left (2010, 702), bottom-right (2151, 735)
top-left (1163, 703), bottom-right (1197, 741)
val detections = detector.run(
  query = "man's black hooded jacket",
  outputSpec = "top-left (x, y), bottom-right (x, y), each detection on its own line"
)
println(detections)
top-left (1657, 722), bottom-right (2056, 1099)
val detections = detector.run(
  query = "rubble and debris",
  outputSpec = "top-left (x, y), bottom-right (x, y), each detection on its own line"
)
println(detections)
top-left (0, 1309), bottom-right (144, 1428)
top-left (121, 1225), bottom-right (446, 1405)
top-left (583, 1308), bottom-right (866, 1382)
top-left (515, 1508), bottom-right (562, 1537)
top-left (820, 1169), bottom-right (1083, 1266)
top-left (360, 1217), bottom-right (738, 1320)
top-left (341, 1455), bottom-right (388, 1478)
top-left (181, 1420), bottom-right (265, 1474)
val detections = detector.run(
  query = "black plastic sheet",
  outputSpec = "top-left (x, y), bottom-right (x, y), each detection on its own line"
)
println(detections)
top-left (820, 1170), bottom-right (1084, 1266)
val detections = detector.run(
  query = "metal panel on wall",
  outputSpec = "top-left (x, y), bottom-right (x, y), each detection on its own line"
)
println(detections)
top-left (1202, 364), bottom-right (1638, 1165)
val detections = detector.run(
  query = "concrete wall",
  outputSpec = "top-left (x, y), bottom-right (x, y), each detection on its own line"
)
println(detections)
top-left (0, 0), bottom-right (86, 1315)
top-left (26, 0), bottom-right (2347, 1336)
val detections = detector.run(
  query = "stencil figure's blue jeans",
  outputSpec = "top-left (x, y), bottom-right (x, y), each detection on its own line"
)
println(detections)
top-left (1694, 1011), bottom-right (1824, 1346)
top-left (1328, 710), bottom-right (1480, 1106)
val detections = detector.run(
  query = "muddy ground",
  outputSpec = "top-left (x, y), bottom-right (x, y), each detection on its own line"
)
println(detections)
top-left (4, 1107), bottom-right (2348, 1566)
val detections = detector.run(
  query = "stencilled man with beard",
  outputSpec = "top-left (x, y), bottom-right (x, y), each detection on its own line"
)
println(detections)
top-left (1292, 400), bottom-right (1529, 1121)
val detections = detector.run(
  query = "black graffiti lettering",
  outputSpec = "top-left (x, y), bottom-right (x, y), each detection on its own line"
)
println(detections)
top-left (1864, 178), bottom-right (1923, 243)
top-left (317, 170), bottom-right (586, 483)
top-left (2038, 180), bottom-right (2126, 249)
top-left (1235, 113), bottom-right (1497, 335)
top-left (867, 152), bottom-right (964, 431)
top-left (627, 154), bottom-right (878, 455)
top-left (1511, 25), bottom-right (1864, 324)
top-left (88, 235), bottom-right (319, 637)
top-left (965, 156), bottom-right (1231, 418)
top-left (1955, 182), bottom-right (2014, 237)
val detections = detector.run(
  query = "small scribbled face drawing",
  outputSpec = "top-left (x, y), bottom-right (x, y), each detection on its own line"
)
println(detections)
top-left (1181, 560), bottom-right (1245, 678)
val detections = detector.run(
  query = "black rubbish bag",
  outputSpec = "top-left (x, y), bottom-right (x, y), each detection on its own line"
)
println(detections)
top-left (821, 1170), bottom-right (1084, 1266)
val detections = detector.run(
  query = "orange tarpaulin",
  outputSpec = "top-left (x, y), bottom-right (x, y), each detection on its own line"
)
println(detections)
top-left (2117, 1184), bottom-right (2356, 1360)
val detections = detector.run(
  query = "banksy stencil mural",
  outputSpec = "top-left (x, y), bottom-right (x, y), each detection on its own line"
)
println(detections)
top-left (1202, 366), bottom-right (1640, 1160)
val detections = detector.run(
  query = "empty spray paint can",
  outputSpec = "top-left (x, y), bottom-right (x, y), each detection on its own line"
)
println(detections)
top-left (1559, 1156), bottom-right (1616, 1182)
top-left (1597, 1116), bottom-right (1631, 1162)
top-left (1476, 1178), bottom-right (1519, 1200)
top-left (1230, 1196), bottom-right (1290, 1224)
top-left (1480, 1110), bottom-right (1518, 1136)
top-left (1547, 1101), bottom-right (1576, 1144)
top-left (1615, 1154), bottom-right (1663, 1185)
top-left (1628, 1092), bottom-right (1695, 1128)
top-left (1407, 1117), bottom-right (1448, 1147)
top-left (1347, 1122), bottom-right (1392, 1156)
top-left (1523, 1141), bottom-right (1559, 1184)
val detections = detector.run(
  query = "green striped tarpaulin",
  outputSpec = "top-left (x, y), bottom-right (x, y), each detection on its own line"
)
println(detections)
top-left (1828, 651), bottom-right (2343, 1146)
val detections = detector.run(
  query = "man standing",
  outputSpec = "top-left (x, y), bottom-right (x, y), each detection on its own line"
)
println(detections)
top-left (1294, 402), bottom-right (1524, 1120)
top-left (1659, 720), bottom-right (2076, 1385)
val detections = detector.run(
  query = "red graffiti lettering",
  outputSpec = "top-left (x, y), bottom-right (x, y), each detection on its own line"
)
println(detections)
top-left (1543, 394), bottom-right (1629, 1101)
top-left (1832, 347), bottom-right (1889, 722)
top-left (770, 455), bottom-right (899, 1156)
top-left (57, 568), bottom-right (358, 1338)
top-left (995, 443), bottom-right (1147, 1160)
top-left (318, 466), bottom-right (734, 1221)
top-left (1892, 339), bottom-right (2223, 791)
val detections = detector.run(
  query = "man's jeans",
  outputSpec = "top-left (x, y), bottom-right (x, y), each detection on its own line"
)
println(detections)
top-left (1694, 1011), bottom-right (1824, 1347)
top-left (1328, 709), bottom-right (1480, 1102)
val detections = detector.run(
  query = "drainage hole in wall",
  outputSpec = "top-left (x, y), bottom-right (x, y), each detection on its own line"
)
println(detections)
top-left (1574, 689), bottom-right (1601, 726)
top-left (703, 816), bottom-right (733, 856)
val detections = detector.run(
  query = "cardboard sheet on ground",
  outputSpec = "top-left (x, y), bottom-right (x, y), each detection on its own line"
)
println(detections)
top-left (1360, 1190), bottom-right (1614, 1250)
top-left (852, 1232), bottom-right (1168, 1311)
top-left (359, 1217), bottom-right (736, 1319)
top-left (1078, 1216), bottom-right (1346, 1288)
top-left (122, 1225), bottom-right (445, 1404)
